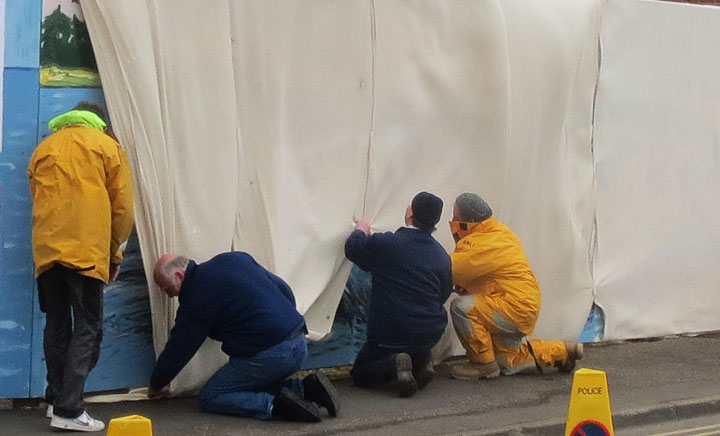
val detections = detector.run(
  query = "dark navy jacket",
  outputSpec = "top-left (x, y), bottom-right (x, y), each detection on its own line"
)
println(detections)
top-left (345, 227), bottom-right (453, 347)
top-left (149, 252), bottom-right (305, 390)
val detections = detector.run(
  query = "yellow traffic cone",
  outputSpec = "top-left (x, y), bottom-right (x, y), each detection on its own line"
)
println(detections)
top-left (565, 368), bottom-right (614, 436)
top-left (106, 414), bottom-right (153, 436)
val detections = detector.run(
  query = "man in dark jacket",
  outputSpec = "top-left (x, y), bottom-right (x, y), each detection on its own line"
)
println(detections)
top-left (148, 251), bottom-right (338, 422)
top-left (345, 192), bottom-right (453, 397)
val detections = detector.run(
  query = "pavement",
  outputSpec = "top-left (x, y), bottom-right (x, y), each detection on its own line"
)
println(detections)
top-left (2, 333), bottom-right (720, 436)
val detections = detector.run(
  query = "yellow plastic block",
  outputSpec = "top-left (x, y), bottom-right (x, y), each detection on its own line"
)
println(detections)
top-left (564, 368), bottom-right (614, 436)
top-left (106, 414), bottom-right (153, 436)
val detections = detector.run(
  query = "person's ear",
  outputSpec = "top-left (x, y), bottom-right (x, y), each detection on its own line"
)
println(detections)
top-left (174, 269), bottom-right (185, 282)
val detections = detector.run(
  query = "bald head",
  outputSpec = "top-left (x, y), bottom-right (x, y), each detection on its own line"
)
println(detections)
top-left (154, 254), bottom-right (189, 297)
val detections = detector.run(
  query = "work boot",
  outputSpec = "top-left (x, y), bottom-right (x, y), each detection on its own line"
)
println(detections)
top-left (395, 353), bottom-right (418, 397)
top-left (413, 360), bottom-right (435, 390)
top-left (449, 361), bottom-right (500, 380)
top-left (303, 372), bottom-right (339, 417)
top-left (272, 388), bottom-right (321, 422)
top-left (557, 342), bottom-right (584, 373)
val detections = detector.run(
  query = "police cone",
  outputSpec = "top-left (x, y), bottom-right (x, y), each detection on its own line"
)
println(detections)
top-left (106, 414), bottom-right (153, 436)
top-left (565, 368), bottom-right (614, 436)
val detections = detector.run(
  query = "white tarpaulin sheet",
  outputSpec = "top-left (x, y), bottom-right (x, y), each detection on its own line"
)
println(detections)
top-left (81, 0), bottom-right (606, 393)
top-left (593, 0), bottom-right (720, 340)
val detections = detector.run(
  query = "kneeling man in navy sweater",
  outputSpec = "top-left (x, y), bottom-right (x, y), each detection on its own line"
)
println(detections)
top-left (148, 251), bottom-right (338, 422)
top-left (345, 192), bottom-right (453, 397)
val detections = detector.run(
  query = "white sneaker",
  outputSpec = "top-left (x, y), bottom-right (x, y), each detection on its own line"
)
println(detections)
top-left (46, 404), bottom-right (53, 419)
top-left (50, 410), bottom-right (105, 432)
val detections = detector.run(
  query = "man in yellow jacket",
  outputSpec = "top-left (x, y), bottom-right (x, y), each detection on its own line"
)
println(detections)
top-left (28, 102), bottom-right (134, 432)
top-left (448, 192), bottom-right (582, 380)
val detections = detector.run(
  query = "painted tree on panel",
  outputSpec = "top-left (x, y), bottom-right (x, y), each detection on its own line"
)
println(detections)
top-left (40, 2), bottom-right (100, 87)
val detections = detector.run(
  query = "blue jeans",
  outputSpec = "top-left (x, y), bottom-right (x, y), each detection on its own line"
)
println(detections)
top-left (198, 333), bottom-right (307, 420)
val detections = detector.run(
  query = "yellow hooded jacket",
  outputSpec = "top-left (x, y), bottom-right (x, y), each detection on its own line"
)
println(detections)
top-left (450, 217), bottom-right (540, 335)
top-left (28, 125), bottom-right (134, 284)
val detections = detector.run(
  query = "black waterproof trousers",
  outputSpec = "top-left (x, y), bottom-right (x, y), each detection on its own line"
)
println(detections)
top-left (351, 342), bottom-right (433, 387)
top-left (38, 265), bottom-right (104, 419)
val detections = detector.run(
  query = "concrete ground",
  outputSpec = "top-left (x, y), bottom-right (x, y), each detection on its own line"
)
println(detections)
top-left (2, 333), bottom-right (719, 435)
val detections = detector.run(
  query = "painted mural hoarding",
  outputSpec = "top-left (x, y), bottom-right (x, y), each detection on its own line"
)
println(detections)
top-left (0, 0), bottom-right (370, 398)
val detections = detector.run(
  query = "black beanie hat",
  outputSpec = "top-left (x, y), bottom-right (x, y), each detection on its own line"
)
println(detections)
top-left (411, 192), bottom-right (444, 229)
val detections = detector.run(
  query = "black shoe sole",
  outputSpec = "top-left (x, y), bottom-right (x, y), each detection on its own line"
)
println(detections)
top-left (414, 366), bottom-right (434, 390)
top-left (306, 372), bottom-right (339, 417)
top-left (396, 353), bottom-right (418, 398)
top-left (274, 388), bottom-right (322, 422)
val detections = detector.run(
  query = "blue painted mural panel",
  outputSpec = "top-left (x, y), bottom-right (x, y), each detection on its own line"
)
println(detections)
top-left (0, 67), bottom-right (40, 398)
top-left (578, 303), bottom-right (605, 343)
top-left (304, 266), bottom-right (370, 369)
top-left (86, 234), bottom-right (155, 391)
top-left (5, 0), bottom-right (41, 69)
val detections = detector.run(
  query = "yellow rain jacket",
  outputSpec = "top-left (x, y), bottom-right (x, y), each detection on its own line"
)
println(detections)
top-left (28, 125), bottom-right (134, 284)
top-left (450, 217), bottom-right (540, 335)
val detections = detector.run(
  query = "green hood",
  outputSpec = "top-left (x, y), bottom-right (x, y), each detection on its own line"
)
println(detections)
top-left (48, 110), bottom-right (107, 132)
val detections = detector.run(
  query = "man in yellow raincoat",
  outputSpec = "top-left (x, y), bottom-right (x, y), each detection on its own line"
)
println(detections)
top-left (448, 192), bottom-right (582, 380)
top-left (28, 102), bottom-right (134, 432)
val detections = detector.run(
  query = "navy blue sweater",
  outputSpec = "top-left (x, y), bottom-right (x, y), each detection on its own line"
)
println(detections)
top-left (149, 252), bottom-right (305, 390)
top-left (345, 227), bottom-right (453, 347)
